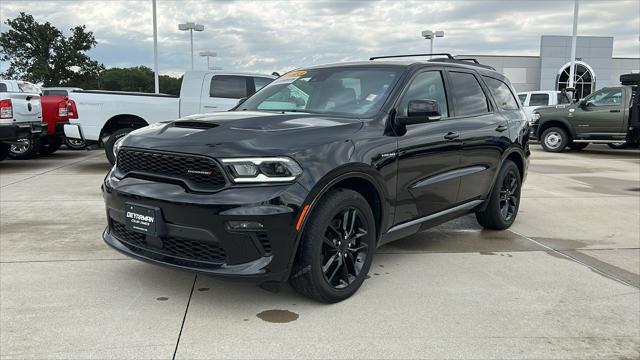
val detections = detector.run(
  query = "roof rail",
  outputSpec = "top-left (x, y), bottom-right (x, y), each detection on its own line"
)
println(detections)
top-left (369, 53), bottom-right (454, 61)
top-left (431, 57), bottom-right (496, 71)
top-left (454, 58), bottom-right (480, 64)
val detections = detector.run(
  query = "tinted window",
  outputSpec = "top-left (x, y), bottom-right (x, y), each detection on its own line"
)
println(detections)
top-left (0, 83), bottom-right (7, 92)
top-left (517, 94), bottom-right (527, 104)
top-left (398, 71), bottom-right (448, 118)
top-left (210, 76), bottom-right (247, 98)
top-left (529, 93), bottom-right (549, 106)
top-left (557, 93), bottom-right (571, 104)
top-left (483, 76), bottom-right (519, 110)
top-left (253, 77), bottom-right (273, 92)
top-left (449, 71), bottom-right (489, 116)
top-left (587, 88), bottom-right (623, 106)
top-left (43, 89), bottom-right (68, 96)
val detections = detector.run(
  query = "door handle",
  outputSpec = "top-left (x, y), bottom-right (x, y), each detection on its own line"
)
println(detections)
top-left (444, 132), bottom-right (459, 140)
top-left (609, 109), bottom-right (621, 113)
top-left (203, 105), bottom-right (218, 109)
top-left (495, 124), bottom-right (508, 132)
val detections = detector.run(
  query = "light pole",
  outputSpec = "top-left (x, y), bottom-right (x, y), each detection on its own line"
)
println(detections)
top-left (421, 30), bottom-right (444, 55)
top-left (199, 51), bottom-right (217, 70)
top-left (178, 22), bottom-right (205, 70)
top-left (152, 0), bottom-right (159, 93)
top-left (568, 0), bottom-right (579, 99)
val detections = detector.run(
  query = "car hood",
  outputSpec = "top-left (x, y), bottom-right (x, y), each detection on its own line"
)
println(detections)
top-left (121, 111), bottom-right (363, 157)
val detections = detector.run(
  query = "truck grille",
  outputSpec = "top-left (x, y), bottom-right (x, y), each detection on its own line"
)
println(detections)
top-left (116, 149), bottom-right (226, 192)
top-left (111, 221), bottom-right (227, 265)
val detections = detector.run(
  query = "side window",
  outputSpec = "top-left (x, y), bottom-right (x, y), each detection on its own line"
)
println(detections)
top-left (529, 93), bottom-right (549, 106)
top-left (397, 71), bottom-right (448, 118)
top-left (483, 76), bottom-right (519, 110)
top-left (517, 93), bottom-right (527, 105)
top-left (587, 89), bottom-right (623, 106)
top-left (210, 75), bottom-right (247, 99)
top-left (0, 83), bottom-right (7, 92)
top-left (17, 81), bottom-right (41, 94)
top-left (253, 77), bottom-right (273, 92)
top-left (448, 71), bottom-right (489, 116)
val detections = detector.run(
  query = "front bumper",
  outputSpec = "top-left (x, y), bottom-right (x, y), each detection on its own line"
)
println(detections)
top-left (102, 174), bottom-right (308, 282)
top-left (0, 122), bottom-right (47, 142)
top-left (528, 123), bottom-right (539, 140)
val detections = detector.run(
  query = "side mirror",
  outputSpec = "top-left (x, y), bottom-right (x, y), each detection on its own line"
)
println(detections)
top-left (579, 99), bottom-right (588, 108)
top-left (400, 99), bottom-right (441, 125)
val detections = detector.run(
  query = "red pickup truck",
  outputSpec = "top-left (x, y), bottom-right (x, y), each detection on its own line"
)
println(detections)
top-left (36, 89), bottom-right (80, 155)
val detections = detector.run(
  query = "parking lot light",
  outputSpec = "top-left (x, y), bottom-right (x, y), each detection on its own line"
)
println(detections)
top-left (179, 22), bottom-right (205, 70)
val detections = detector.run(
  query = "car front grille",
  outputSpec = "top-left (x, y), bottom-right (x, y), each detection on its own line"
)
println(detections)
top-left (111, 221), bottom-right (227, 265)
top-left (116, 148), bottom-right (227, 192)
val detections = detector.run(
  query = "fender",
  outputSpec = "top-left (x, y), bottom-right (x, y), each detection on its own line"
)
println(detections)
top-left (476, 145), bottom-right (527, 212)
top-left (537, 117), bottom-right (576, 139)
top-left (284, 164), bottom-right (390, 276)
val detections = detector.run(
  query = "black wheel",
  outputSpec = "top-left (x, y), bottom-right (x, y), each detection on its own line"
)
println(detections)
top-left (608, 142), bottom-right (627, 150)
top-left (9, 138), bottom-right (41, 159)
top-left (289, 189), bottom-right (376, 303)
top-left (0, 143), bottom-right (9, 161)
top-left (568, 142), bottom-right (589, 150)
top-left (39, 136), bottom-right (62, 155)
top-left (540, 127), bottom-right (568, 152)
top-left (105, 128), bottom-right (132, 165)
top-left (476, 160), bottom-right (521, 230)
top-left (64, 137), bottom-right (86, 150)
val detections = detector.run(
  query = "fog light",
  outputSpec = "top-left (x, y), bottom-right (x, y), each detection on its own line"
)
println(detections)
top-left (226, 220), bottom-right (264, 230)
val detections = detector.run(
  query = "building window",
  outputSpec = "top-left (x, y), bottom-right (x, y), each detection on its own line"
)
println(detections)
top-left (556, 62), bottom-right (595, 100)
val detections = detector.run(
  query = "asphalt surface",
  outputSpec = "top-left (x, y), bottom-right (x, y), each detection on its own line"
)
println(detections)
top-left (1, 144), bottom-right (638, 359)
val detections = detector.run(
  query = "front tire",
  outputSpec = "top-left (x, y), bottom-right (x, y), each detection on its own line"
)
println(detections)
top-left (9, 138), bottom-right (41, 159)
top-left (105, 128), bottom-right (132, 165)
top-left (289, 189), bottom-right (376, 303)
top-left (540, 127), bottom-right (568, 152)
top-left (476, 160), bottom-right (522, 230)
top-left (608, 142), bottom-right (627, 150)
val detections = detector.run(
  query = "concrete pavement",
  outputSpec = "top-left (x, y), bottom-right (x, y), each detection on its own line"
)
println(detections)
top-left (1, 145), bottom-right (638, 359)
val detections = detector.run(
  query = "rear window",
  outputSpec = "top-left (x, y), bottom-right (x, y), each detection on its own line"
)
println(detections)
top-left (483, 76), bottom-right (519, 110)
top-left (449, 71), bottom-right (489, 116)
top-left (43, 89), bottom-right (68, 96)
top-left (529, 93), bottom-right (549, 106)
top-left (210, 75), bottom-right (247, 99)
top-left (0, 83), bottom-right (6, 92)
top-left (17, 82), bottom-right (41, 94)
top-left (253, 77), bottom-right (273, 92)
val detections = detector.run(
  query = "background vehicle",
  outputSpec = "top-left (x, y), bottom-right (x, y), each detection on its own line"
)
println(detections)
top-left (39, 88), bottom-right (79, 154)
top-left (63, 71), bottom-right (275, 163)
top-left (102, 54), bottom-right (529, 302)
top-left (531, 73), bottom-right (639, 152)
top-left (517, 90), bottom-right (572, 121)
top-left (0, 79), bottom-right (45, 161)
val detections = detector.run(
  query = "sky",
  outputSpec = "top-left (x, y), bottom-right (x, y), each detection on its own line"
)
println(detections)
top-left (1, 0), bottom-right (639, 77)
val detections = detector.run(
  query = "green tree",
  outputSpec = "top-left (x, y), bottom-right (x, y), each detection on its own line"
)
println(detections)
top-left (0, 12), bottom-right (103, 86)
top-left (96, 66), bottom-right (182, 95)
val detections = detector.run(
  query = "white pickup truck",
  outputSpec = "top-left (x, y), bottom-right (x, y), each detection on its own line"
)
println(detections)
top-left (0, 80), bottom-right (46, 161)
top-left (64, 71), bottom-right (275, 163)
top-left (517, 90), bottom-right (572, 122)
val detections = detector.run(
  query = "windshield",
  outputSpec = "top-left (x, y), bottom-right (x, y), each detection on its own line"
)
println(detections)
top-left (238, 67), bottom-right (403, 117)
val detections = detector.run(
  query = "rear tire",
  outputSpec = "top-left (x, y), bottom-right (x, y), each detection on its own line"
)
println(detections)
top-left (0, 143), bottom-right (9, 161)
top-left (540, 127), bottom-right (568, 152)
top-left (289, 189), bottom-right (376, 303)
top-left (476, 160), bottom-right (522, 230)
top-left (608, 142), bottom-right (627, 150)
top-left (64, 137), bottom-right (86, 150)
top-left (9, 138), bottom-right (41, 159)
top-left (39, 136), bottom-right (62, 155)
top-left (568, 142), bottom-right (588, 150)
top-left (105, 128), bottom-right (132, 165)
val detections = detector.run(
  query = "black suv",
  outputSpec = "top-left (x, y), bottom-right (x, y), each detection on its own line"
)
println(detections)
top-left (103, 54), bottom-right (529, 303)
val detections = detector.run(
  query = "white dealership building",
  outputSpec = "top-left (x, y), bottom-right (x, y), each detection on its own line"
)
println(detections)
top-left (462, 35), bottom-right (639, 99)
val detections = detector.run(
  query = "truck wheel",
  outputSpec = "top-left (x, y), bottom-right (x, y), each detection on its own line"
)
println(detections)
top-left (105, 128), bottom-right (132, 165)
top-left (476, 160), bottom-right (521, 230)
top-left (9, 138), bottom-right (41, 159)
top-left (0, 143), bottom-right (9, 161)
top-left (39, 136), bottom-right (62, 155)
top-left (540, 127), bottom-right (568, 152)
top-left (289, 189), bottom-right (376, 303)
top-left (64, 138), bottom-right (86, 150)
top-left (568, 142), bottom-right (589, 150)
top-left (608, 142), bottom-right (627, 150)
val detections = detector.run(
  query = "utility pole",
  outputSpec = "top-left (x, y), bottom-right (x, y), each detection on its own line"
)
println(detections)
top-left (152, 0), bottom-right (159, 93)
top-left (568, 0), bottom-right (579, 98)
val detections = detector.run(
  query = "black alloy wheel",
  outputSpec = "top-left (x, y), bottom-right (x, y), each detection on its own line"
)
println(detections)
top-left (499, 170), bottom-right (519, 222)
top-left (475, 160), bottom-right (521, 230)
top-left (321, 207), bottom-right (369, 289)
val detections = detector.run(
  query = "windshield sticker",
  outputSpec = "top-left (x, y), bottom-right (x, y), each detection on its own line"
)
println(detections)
top-left (365, 94), bottom-right (377, 102)
top-left (273, 70), bottom-right (308, 84)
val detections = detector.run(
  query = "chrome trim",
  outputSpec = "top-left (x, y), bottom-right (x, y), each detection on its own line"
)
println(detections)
top-left (411, 166), bottom-right (488, 189)
top-left (387, 200), bottom-right (484, 233)
top-left (572, 139), bottom-right (626, 144)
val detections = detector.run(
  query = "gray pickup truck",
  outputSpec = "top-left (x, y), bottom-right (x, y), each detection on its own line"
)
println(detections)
top-left (530, 73), bottom-right (639, 152)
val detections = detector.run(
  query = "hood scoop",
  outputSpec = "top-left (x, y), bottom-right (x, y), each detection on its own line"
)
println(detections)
top-left (173, 121), bottom-right (219, 130)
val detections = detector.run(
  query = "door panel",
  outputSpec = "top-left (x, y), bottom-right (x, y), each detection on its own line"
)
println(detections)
top-left (574, 88), bottom-right (625, 136)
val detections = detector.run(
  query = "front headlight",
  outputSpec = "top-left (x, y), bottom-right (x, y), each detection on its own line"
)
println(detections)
top-left (220, 157), bottom-right (303, 183)
top-left (532, 112), bottom-right (541, 122)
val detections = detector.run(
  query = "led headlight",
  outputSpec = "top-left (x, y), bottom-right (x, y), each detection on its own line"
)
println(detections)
top-left (220, 157), bottom-right (303, 183)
